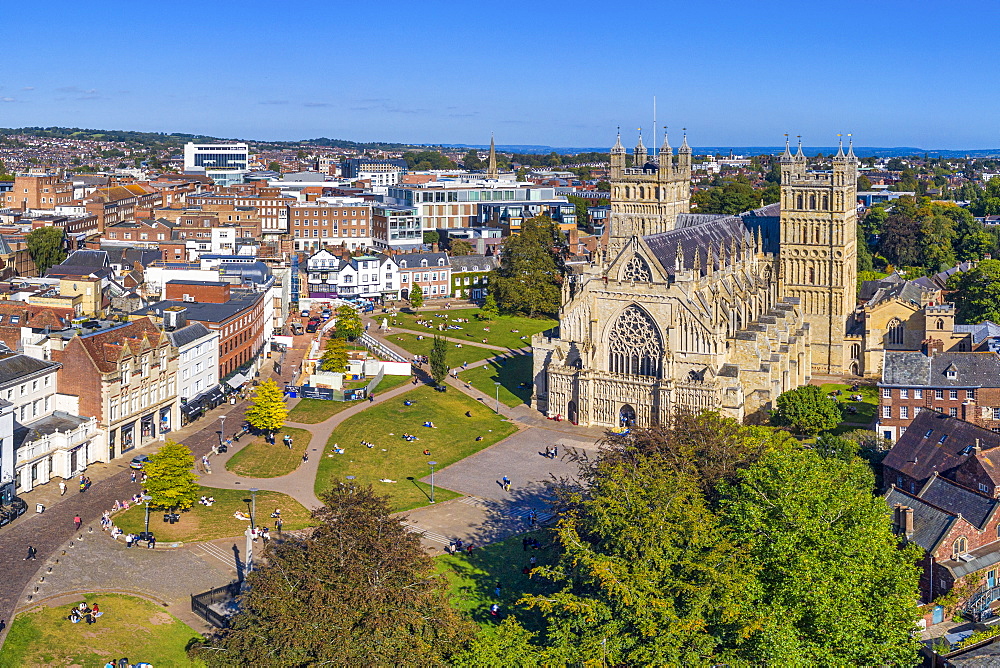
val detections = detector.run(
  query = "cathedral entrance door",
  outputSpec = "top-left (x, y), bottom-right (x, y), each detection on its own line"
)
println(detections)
top-left (619, 404), bottom-right (636, 428)
top-left (568, 401), bottom-right (577, 425)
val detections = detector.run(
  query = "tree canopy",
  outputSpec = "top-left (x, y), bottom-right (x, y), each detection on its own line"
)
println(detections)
top-left (949, 258), bottom-right (1000, 323)
top-left (193, 483), bottom-right (471, 666)
top-left (449, 238), bottom-right (474, 256)
top-left (143, 441), bottom-right (199, 510)
top-left (318, 336), bottom-right (348, 373)
top-left (429, 335), bottom-right (448, 385)
top-left (409, 282), bottom-right (424, 309)
top-left (770, 385), bottom-right (841, 436)
top-left (244, 378), bottom-right (288, 436)
top-left (488, 215), bottom-right (564, 318)
top-left (691, 179), bottom-right (779, 215)
top-left (25, 227), bottom-right (67, 274)
top-left (334, 304), bottom-right (362, 340)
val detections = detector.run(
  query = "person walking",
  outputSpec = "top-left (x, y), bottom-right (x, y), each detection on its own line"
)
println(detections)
top-left (130, 470), bottom-right (136, 483)
top-left (494, 582), bottom-right (502, 597)
top-left (24, 545), bottom-right (36, 560)
top-left (529, 555), bottom-right (537, 567)
top-left (74, 515), bottom-right (82, 530)
top-left (58, 480), bottom-right (66, 495)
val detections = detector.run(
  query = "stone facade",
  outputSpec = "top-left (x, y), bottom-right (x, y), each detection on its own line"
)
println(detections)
top-left (532, 134), bottom-right (858, 428)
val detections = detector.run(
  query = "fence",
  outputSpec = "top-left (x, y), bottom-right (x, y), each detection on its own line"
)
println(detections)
top-left (191, 580), bottom-right (244, 628)
top-left (365, 367), bottom-right (385, 396)
top-left (359, 333), bottom-right (408, 363)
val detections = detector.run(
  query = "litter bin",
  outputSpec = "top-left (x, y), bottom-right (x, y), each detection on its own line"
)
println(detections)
top-left (35, 503), bottom-right (44, 513)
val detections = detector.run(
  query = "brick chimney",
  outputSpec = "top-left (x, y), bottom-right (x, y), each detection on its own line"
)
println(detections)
top-left (922, 338), bottom-right (944, 357)
top-left (903, 506), bottom-right (915, 537)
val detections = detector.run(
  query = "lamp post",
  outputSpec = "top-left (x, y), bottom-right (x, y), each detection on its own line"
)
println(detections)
top-left (494, 381), bottom-right (501, 414)
top-left (219, 415), bottom-right (227, 446)
top-left (428, 461), bottom-right (437, 503)
top-left (246, 487), bottom-right (258, 575)
top-left (142, 494), bottom-right (152, 536)
top-left (250, 487), bottom-right (258, 529)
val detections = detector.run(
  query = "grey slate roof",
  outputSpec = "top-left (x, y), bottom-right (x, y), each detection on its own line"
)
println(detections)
top-left (955, 321), bottom-right (1000, 346)
top-left (166, 322), bottom-right (213, 348)
top-left (395, 252), bottom-right (449, 269)
top-left (0, 354), bottom-right (60, 386)
top-left (102, 246), bottom-right (161, 268)
top-left (62, 250), bottom-right (109, 268)
top-left (933, 261), bottom-right (976, 290)
top-left (920, 475), bottom-right (998, 529)
top-left (449, 254), bottom-right (496, 273)
top-left (14, 411), bottom-right (89, 450)
top-left (882, 410), bottom-right (1000, 486)
top-left (882, 351), bottom-right (1000, 387)
top-left (132, 290), bottom-right (265, 324)
top-left (885, 486), bottom-right (957, 553)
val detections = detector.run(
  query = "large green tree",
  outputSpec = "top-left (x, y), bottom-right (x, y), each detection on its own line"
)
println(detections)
top-left (477, 293), bottom-right (499, 321)
top-left (25, 227), bottom-right (67, 274)
top-left (334, 304), bottom-right (362, 340)
top-left (449, 238), bottom-right (474, 256)
top-left (318, 336), bottom-right (348, 372)
top-left (143, 441), bottom-right (199, 510)
top-left (409, 282), bottom-right (424, 309)
top-left (691, 179), bottom-right (779, 214)
top-left (949, 258), bottom-right (1000, 323)
top-left (462, 149), bottom-right (482, 170)
top-left (192, 484), bottom-right (472, 666)
top-left (489, 214), bottom-right (564, 317)
top-left (769, 385), bottom-right (841, 436)
top-left (244, 378), bottom-right (288, 438)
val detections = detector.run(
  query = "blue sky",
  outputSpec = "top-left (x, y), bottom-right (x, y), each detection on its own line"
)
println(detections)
top-left (3, 0), bottom-right (998, 149)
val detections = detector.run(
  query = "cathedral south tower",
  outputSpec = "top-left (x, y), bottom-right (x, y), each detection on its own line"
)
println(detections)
top-left (778, 137), bottom-right (858, 374)
top-left (607, 130), bottom-right (691, 258)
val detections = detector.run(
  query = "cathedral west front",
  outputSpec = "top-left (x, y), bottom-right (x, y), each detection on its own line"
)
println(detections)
top-left (532, 132), bottom-right (859, 427)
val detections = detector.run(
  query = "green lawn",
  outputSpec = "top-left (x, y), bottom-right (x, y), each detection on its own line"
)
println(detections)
top-left (436, 529), bottom-right (557, 629)
top-left (819, 382), bottom-right (878, 426)
top-left (287, 373), bottom-right (414, 424)
top-left (390, 308), bottom-right (555, 349)
top-left (315, 385), bottom-right (518, 511)
top-left (3, 593), bottom-right (205, 667)
top-left (460, 354), bottom-right (533, 407)
top-left (388, 332), bottom-right (501, 367)
top-left (114, 486), bottom-right (314, 543)
top-left (224, 426), bottom-right (312, 478)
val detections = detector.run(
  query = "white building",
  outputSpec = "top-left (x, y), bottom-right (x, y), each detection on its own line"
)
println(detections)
top-left (167, 322), bottom-right (219, 404)
top-left (1, 355), bottom-right (102, 495)
top-left (183, 142), bottom-right (249, 187)
top-left (306, 249), bottom-right (399, 301)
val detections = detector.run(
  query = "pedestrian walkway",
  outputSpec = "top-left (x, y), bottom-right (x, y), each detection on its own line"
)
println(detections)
top-left (383, 326), bottom-right (515, 352)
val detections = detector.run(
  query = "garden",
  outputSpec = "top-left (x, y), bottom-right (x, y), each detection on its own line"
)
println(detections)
top-left (314, 385), bottom-right (518, 511)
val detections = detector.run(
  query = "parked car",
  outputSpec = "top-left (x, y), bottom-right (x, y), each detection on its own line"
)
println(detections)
top-left (305, 321), bottom-right (318, 333)
top-left (300, 310), bottom-right (310, 318)
top-left (130, 454), bottom-right (150, 470)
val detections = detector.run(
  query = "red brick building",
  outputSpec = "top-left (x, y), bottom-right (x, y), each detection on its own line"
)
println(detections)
top-left (2, 173), bottom-right (73, 210)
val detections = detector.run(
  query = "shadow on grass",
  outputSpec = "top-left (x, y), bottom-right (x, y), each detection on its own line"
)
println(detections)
top-left (407, 475), bottom-right (432, 503)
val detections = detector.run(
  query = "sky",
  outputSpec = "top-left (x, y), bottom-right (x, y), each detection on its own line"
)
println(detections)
top-left (3, 0), bottom-right (999, 150)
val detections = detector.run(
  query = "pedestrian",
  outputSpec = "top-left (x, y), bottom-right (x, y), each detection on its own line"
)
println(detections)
top-left (74, 515), bottom-right (82, 530)
top-left (522, 537), bottom-right (529, 551)
top-left (147, 535), bottom-right (156, 549)
top-left (466, 543), bottom-right (473, 553)
top-left (552, 445), bottom-right (558, 458)
top-left (275, 517), bottom-right (283, 534)
top-left (369, 394), bottom-right (375, 403)
top-left (130, 470), bottom-right (136, 483)
top-left (529, 509), bottom-right (537, 527)
top-left (302, 452), bottom-right (309, 463)
top-left (502, 475), bottom-right (510, 487)
top-left (24, 545), bottom-right (36, 560)
top-left (490, 603), bottom-right (499, 617)
top-left (529, 555), bottom-right (537, 567)
top-left (262, 527), bottom-right (270, 543)
top-left (494, 582), bottom-right (502, 597)
top-left (544, 446), bottom-right (551, 458)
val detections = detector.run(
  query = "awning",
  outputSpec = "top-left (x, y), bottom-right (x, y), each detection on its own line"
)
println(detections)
top-left (205, 385), bottom-right (225, 404)
top-left (226, 373), bottom-right (248, 390)
top-left (181, 400), bottom-right (203, 417)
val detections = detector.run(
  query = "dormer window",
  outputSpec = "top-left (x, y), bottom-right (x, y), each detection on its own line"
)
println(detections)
top-left (946, 366), bottom-right (958, 379)
top-left (421, 259), bottom-right (428, 267)
top-left (438, 258), bottom-right (445, 266)
top-left (939, 434), bottom-right (949, 444)
top-left (399, 260), bottom-right (407, 268)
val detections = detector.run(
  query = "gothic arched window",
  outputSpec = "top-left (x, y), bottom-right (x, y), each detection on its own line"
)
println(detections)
top-left (954, 536), bottom-right (968, 557)
top-left (608, 305), bottom-right (662, 378)
top-left (937, 318), bottom-right (945, 330)
top-left (621, 255), bottom-right (652, 282)
top-left (887, 318), bottom-right (904, 346)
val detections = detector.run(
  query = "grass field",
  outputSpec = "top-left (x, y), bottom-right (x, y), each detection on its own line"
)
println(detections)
top-left (3, 593), bottom-right (205, 667)
top-left (436, 529), bottom-right (557, 629)
top-left (390, 308), bottom-right (555, 350)
top-left (819, 382), bottom-right (878, 425)
top-left (224, 426), bottom-right (312, 478)
top-left (287, 373), bottom-right (414, 424)
top-left (388, 332), bottom-right (501, 367)
top-left (114, 486), bottom-right (314, 542)
top-left (460, 354), bottom-right (533, 407)
top-left (315, 385), bottom-right (518, 511)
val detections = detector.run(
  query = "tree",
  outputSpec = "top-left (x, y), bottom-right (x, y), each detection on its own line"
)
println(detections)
top-left (861, 205), bottom-right (888, 238)
top-left (429, 335), bottom-right (448, 386)
top-left (334, 304), bottom-right (362, 340)
top-left (143, 441), bottom-right (199, 510)
top-left (717, 447), bottom-right (921, 665)
top-left (770, 385), bottom-right (841, 436)
top-left (409, 282), bottom-right (424, 309)
top-left (857, 174), bottom-right (873, 191)
top-left (25, 227), bottom-right (67, 274)
top-left (449, 238), bottom-right (474, 256)
top-left (266, 161), bottom-right (281, 172)
top-left (878, 210), bottom-right (921, 268)
top-left (192, 484), bottom-right (472, 666)
top-left (244, 378), bottom-right (288, 439)
top-left (319, 336), bottom-right (349, 373)
top-left (422, 230), bottom-right (439, 245)
top-left (462, 149), bottom-right (482, 170)
top-left (489, 215), bottom-right (564, 318)
top-left (691, 179), bottom-right (778, 214)
top-left (949, 258), bottom-right (1000, 323)
top-left (477, 293), bottom-right (499, 320)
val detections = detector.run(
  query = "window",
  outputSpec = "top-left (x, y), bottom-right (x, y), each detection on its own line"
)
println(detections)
top-left (994, 407), bottom-right (1000, 421)
top-left (900, 389), bottom-right (908, 399)
top-left (968, 389), bottom-right (977, 400)
top-left (915, 389), bottom-right (923, 399)
top-left (950, 408), bottom-right (958, 417)
top-left (939, 434), bottom-right (949, 444)
top-left (954, 536), bottom-right (968, 556)
top-left (882, 388), bottom-right (891, 398)
top-left (936, 389), bottom-right (944, 400)
top-left (950, 390), bottom-right (959, 400)
top-left (887, 318), bottom-right (904, 345)
top-left (900, 406), bottom-right (909, 419)
top-left (883, 406), bottom-right (892, 418)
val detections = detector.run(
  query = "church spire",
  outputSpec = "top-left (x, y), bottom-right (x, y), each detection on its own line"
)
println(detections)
top-left (834, 134), bottom-right (845, 160)
top-left (780, 133), bottom-right (793, 162)
top-left (634, 129), bottom-right (647, 166)
top-left (679, 130), bottom-right (690, 153)
top-left (610, 127), bottom-right (626, 179)
top-left (612, 127), bottom-right (625, 153)
top-left (487, 133), bottom-right (498, 179)
top-left (675, 240), bottom-right (684, 272)
top-left (847, 133), bottom-right (857, 162)
top-left (795, 136), bottom-right (806, 163)
top-left (659, 127), bottom-right (671, 165)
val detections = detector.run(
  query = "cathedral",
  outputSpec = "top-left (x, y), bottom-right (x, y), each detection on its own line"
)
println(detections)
top-left (531, 131), bottom-right (859, 427)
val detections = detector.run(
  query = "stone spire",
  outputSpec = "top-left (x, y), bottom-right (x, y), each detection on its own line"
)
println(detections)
top-left (692, 246), bottom-right (701, 274)
top-left (675, 241), bottom-right (685, 272)
top-left (834, 134), bottom-right (845, 160)
top-left (706, 243), bottom-right (714, 275)
top-left (795, 136), bottom-right (806, 163)
top-left (780, 133), bottom-right (793, 163)
top-left (612, 127), bottom-right (625, 154)
top-left (731, 236), bottom-right (739, 266)
top-left (679, 130), bottom-right (691, 154)
top-left (755, 226), bottom-right (763, 253)
top-left (847, 134), bottom-right (858, 162)
top-left (486, 133), bottom-right (498, 179)
top-left (610, 127), bottom-right (626, 179)
top-left (634, 130), bottom-right (647, 166)
top-left (659, 128), bottom-right (671, 166)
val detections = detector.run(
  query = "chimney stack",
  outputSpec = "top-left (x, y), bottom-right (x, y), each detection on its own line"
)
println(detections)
top-left (903, 506), bottom-right (915, 537)
top-left (893, 503), bottom-right (903, 532)
top-left (975, 438), bottom-right (983, 454)
top-left (922, 338), bottom-right (944, 357)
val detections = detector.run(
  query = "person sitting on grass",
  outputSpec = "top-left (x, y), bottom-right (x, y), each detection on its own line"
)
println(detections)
top-left (423, 421), bottom-right (436, 428)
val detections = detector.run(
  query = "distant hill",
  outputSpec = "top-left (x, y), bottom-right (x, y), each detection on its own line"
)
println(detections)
top-left (441, 143), bottom-right (1000, 158)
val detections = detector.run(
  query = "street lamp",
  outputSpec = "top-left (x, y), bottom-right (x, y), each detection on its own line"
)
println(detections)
top-left (219, 415), bottom-right (227, 446)
top-left (494, 381), bottom-right (501, 414)
top-left (246, 487), bottom-right (259, 575)
top-left (142, 494), bottom-right (152, 536)
top-left (428, 462), bottom-right (437, 503)
top-left (250, 488), bottom-right (258, 529)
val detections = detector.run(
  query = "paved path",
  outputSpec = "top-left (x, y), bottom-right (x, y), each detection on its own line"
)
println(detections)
top-left (384, 326), bottom-right (519, 352)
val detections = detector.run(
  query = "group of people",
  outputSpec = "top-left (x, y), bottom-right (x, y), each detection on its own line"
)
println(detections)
top-left (124, 532), bottom-right (154, 549)
top-left (543, 445), bottom-right (559, 459)
top-left (447, 538), bottom-right (473, 554)
top-left (68, 601), bottom-right (100, 625)
top-left (198, 496), bottom-right (215, 506)
top-left (402, 433), bottom-right (419, 442)
top-left (78, 475), bottom-right (92, 493)
top-left (282, 434), bottom-right (294, 449)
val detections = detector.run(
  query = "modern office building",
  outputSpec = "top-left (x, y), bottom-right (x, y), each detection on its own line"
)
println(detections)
top-left (183, 143), bottom-right (249, 187)
top-left (371, 204), bottom-right (422, 251)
